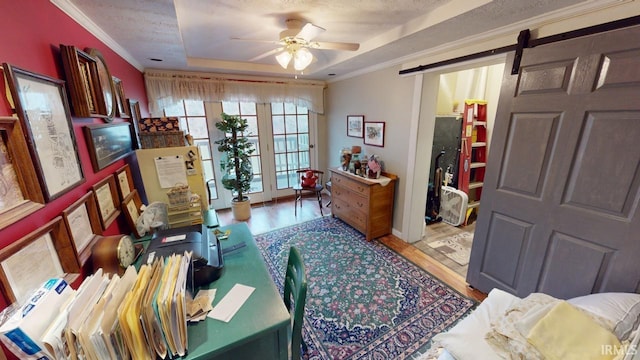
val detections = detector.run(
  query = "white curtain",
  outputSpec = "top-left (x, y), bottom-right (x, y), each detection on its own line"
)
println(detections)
top-left (144, 70), bottom-right (326, 115)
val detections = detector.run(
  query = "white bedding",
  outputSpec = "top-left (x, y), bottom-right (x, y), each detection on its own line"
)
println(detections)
top-left (425, 290), bottom-right (640, 360)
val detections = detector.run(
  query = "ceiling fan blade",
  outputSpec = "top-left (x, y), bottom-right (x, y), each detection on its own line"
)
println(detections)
top-left (314, 41), bottom-right (360, 51)
top-left (249, 47), bottom-right (284, 62)
top-left (297, 23), bottom-right (325, 42)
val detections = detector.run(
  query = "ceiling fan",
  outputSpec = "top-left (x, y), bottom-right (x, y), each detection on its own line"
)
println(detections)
top-left (236, 19), bottom-right (360, 71)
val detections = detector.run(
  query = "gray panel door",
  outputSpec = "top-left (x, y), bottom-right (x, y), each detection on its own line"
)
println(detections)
top-left (466, 25), bottom-right (640, 299)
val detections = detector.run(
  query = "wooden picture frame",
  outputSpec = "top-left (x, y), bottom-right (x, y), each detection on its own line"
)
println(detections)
top-left (115, 163), bottom-right (135, 200)
top-left (59, 44), bottom-right (104, 118)
top-left (121, 189), bottom-right (143, 238)
top-left (113, 76), bottom-right (130, 119)
top-left (364, 121), bottom-right (385, 147)
top-left (0, 117), bottom-right (45, 230)
top-left (62, 192), bottom-right (102, 267)
top-left (2, 63), bottom-right (86, 202)
top-left (0, 216), bottom-right (80, 304)
top-left (83, 123), bottom-right (133, 172)
top-left (85, 48), bottom-right (116, 122)
top-left (92, 174), bottom-right (121, 230)
top-left (127, 99), bottom-right (142, 149)
top-left (347, 115), bottom-right (364, 138)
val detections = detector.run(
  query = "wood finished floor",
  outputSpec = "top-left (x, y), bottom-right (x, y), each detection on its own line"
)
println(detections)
top-left (216, 194), bottom-right (486, 302)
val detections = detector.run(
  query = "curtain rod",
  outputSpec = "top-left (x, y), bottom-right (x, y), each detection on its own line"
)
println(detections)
top-left (399, 15), bottom-right (640, 76)
top-left (144, 69), bottom-right (326, 87)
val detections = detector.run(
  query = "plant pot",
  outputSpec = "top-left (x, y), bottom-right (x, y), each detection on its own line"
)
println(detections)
top-left (231, 196), bottom-right (251, 221)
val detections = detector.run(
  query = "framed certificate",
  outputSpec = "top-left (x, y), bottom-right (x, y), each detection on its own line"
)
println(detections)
top-left (62, 192), bottom-right (103, 266)
top-left (0, 217), bottom-right (80, 303)
top-left (122, 189), bottom-right (144, 238)
top-left (115, 164), bottom-right (135, 201)
top-left (92, 174), bottom-right (121, 230)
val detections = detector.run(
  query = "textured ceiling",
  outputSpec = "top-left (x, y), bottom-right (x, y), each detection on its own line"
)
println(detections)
top-left (57, 0), bottom-right (619, 80)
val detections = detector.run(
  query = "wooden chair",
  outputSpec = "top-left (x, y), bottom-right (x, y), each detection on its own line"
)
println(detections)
top-left (284, 246), bottom-right (308, 360)
top-left (293, 169), bottom-right (324, 216)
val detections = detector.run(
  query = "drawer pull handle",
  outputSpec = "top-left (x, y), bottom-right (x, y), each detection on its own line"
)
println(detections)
top-left (357, 186), bottom-right (365, 192)
top-left (356, 202), bottom-right (364, 208)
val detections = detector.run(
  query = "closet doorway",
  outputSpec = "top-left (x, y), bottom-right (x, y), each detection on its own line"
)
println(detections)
top-left (414, 61), bottom-right (504, 279)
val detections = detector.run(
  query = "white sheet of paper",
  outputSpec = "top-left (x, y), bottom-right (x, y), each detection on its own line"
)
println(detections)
top-left (208, 284), bottom-right (255, 322)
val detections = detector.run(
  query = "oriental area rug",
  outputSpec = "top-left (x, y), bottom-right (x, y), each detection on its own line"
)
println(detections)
top-left (255, 217), bottom-right (476, 359)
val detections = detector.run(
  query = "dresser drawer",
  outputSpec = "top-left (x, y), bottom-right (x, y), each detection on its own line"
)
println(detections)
top-left (332, 197), bottom-right (367, 230)
top-left (331, 173), bottom-right (370, 196)
top-left (332, 185), bottom-right (369, 209)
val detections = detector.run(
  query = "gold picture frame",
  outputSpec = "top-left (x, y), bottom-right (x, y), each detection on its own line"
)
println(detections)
top-left (0, 216), bottom-right (80, 304)
top-left (62, 192), bottom-right (103, 267)
top-left (92, 174), bottom-right (121, 230)
top-left (0, 116), bottom-right (45, 230)
top-left (59, 44), bottom-right (104, 118)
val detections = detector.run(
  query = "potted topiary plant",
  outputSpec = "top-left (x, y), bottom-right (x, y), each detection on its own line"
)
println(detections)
top-left (214, 112), bottom-right (255, 220)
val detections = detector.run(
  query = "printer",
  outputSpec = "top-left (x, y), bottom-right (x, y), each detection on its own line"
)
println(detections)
top-left (142, 224), bottom-right (224, 289)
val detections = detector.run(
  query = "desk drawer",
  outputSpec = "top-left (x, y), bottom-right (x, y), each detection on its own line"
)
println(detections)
top-left (331, 173), bottom-right (370, 196)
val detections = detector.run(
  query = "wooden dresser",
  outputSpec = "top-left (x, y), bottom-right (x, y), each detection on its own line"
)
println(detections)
top-left (329, 169), bottom-right (397, 241)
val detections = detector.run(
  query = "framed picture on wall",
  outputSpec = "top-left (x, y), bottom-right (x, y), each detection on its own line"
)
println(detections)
top-left (83, 123), bottom-right (133, 172)
top-left (364, 121), bottom-right (385, 147)
top-left (115, 163), bottom-right (135, 200)
top-left (0, 117), bottom-right (45, 231)
top-left (113, 76), bottom-right (130, 119)
top-left (85, 48), bottom-right (117, 122)
top-left (92, 174), bottom-right (121, 230)
top-left (59, 44), bottom-right (104, 118)
top-left (121, 189), bottom-right (143, 238)
top-left (127, 98), bottom-right (142, 149)
top-left (0, 216), bottom-right (80, 303)
top-left (347, 115), bottom-right (364, 138)
top-left (2, 63), bottom-right (86, 202)
top-left (62, 192), bottom-right (102, 267)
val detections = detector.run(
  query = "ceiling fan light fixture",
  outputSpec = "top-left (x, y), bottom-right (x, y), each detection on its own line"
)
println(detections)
top-left (293, 47), bottom-right (313, 71)
top-left (276, 50), bottom-right (292, 69)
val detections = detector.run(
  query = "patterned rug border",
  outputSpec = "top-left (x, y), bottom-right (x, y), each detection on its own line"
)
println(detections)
top-left (254, 216), bottom-right (477, 359)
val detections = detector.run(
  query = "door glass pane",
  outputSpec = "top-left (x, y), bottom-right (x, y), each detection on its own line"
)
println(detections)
top-left (164, 100), bottom-right (219, 201)
top-left (164, 102), bottom-right (185, 116)
top-left (271, 103), bottom-right (310, 189)
top-left (187, 117), bottom-right (208, 138)
top-left (221, 101), bottom-right (263, 194)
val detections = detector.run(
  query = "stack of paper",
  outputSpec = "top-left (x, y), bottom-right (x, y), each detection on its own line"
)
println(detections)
top-left (0, 278), bottom-right (76, 359)
top-left (0, 250), bottom-right (194, 360)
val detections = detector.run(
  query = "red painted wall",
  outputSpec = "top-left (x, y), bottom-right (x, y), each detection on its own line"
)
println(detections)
top-left (0, 0), bottom-right (148, 315)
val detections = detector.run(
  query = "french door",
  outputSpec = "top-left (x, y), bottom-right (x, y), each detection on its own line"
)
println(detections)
top-left (201, 101), bottom-right (317, 209)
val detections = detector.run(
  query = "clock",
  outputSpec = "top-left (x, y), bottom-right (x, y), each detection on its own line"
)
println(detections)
top-left (91, 234), bottom-right (142, 275)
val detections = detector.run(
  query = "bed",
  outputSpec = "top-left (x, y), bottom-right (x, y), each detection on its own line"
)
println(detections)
top-left (422, 289), bottom-right (640, 360)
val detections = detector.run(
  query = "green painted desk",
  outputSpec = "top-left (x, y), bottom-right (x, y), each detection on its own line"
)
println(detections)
top-left (185, 222), bottom-right (289, 359)
top-left (135, 222), bottom-right (289, 359)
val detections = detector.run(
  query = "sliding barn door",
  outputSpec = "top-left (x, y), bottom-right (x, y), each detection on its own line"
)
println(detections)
top-left (466, 25), bottom-right (640, 299)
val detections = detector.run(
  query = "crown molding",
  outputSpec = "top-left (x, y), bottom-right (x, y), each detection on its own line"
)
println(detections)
top-left (50, 0), bottom-right (144, 71)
